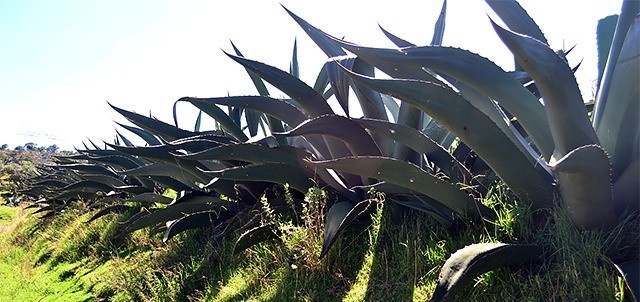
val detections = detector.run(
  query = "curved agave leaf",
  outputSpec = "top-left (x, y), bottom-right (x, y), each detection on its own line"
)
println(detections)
top-left (233, 224), bottom-right (279, 255)
top-left (593, 14), bottom-right (640, 179)
top-left (343, 70), bottom-right (555, 209)
top-left (148, 176), bottom-right (193, 192)
top-left (326, 57), bottom-right (355, 116)
top-left (174, 97), bottom-right (248, 142)
top-left (485, 0), bottom-right (548, 44)
top-left (277, 115), bottom-right (381, 157)
top-left (163, 210), bottom-right (230, 242)
top-left (379, 24), bottom-right (414, 47)
top-left (350, 58), bottom-right (389, 122)
top-left (127, 192), bottom-right (173, 205)
top-left (200, 163), bottom-right (315, 194)
top-left (614, 259), bottom-right (640, 302)
top-left (122, 163), bottom-right (207, 190)
top-left (115, 129), bottom-right (134, 147)
top-left (492, 20), bottom-right (599, 160)
top-left (282, 6), bottom-right (347, 57)
top-left (121, 196), bottom-right (235, 235)
top-left (328, 39), bottom-right (554, 159)
top-left (90, 154), bottom-right (147, 170)
top-left (62, 180), bottom-right (114, 194)
top-left (356, 118), bottom-right (473, 184)
top-left (178, 144), bottom-right (309, 166)
top-left (180, 96), bottom-right (307, 128)
top-left (85, 205), bottom-right (132, 224)
top-left (306, 156), bottom-right (485, 216)
top-left (224, 52), bottom-right (334, 117)
top-left (320, 200), bottom-right (371, 258)
top-left (431, 243), bottom-right (543, 302)
top-left (613, 156), bottom-right (639, 214)
top-left (229, 41), bottom-right (273, 137)
top-left (596, 15), bottom-right (619, 88)
top-left (549, 145), bottom-right (616, 229)
top-left (290, 38), bottom-right (299, 78)
top-left (55, 164), bottom-right (118, 178)
top-left (430, 0), bottom-right (447, 46)
top-left (109, 102), bottom-right (196, 141)
top-left (115, 122), bottom-right (162, 146)
top-left (593, 0), bottom-right (640, 126)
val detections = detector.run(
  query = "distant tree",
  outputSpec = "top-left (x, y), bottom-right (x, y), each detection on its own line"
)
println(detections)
top-left (24, 142), bottom-right (37, 151)
top-left (46, 144), bottom-right (59, 153)
top-left (14, 146), bottom-right (24, 151)
top-left (0, 144), bottom-right (7, 150)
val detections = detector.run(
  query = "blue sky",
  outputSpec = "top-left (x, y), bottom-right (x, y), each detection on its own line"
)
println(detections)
top-left (0, 0), bottom-right (623, 150)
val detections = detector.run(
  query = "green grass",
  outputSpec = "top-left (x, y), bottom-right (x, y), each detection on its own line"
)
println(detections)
top-left (0, 186), bottom-right (636, 301)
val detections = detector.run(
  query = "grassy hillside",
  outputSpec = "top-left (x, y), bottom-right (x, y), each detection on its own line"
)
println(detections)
top-left (0, 185), bottom-right (635, 301)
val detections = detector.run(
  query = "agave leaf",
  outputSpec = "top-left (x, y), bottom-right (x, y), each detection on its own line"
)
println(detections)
top-left (593, 0), bottom-right (640, 126)
top-left (233, 224), bottom-right (280, 255)
top-left (174, 97), bottom-right (247, 141)
top-left (109, 103), bottom-right (196, 141)
top-left (549, 145), bottom-right (616, 229)
top-left (329, 39), bottom-right (554, 159)
top-left (122, 162), bottom-right (207, 189)
top-left (85, 205), bottom-right (131, 224)
top-left (350, 58), bottom-right (389, 121)
top-left (492, 20), bottom-right (599, 160)
top-left (430, 0), bottom-right (447, 46)
top-left (596, 15), bottom-right (619, 88)
top-left (277, 115), bottom-right (381, 157)
top-left (290, 38), bottom-right (299, 78)
top-left (230, 41), bottom-right (271, 96)
top-left (149, 176), bottom-right (194, 192)
top-left (122, 196), bottom-right (234, 235)
top-left (31, 179), bottom-right (69, 189)
top-left (326, 57), bottom-right (356, 116)
top-left (313, 63), bottom-right (331, 95)
top-left (224, 52), bottom-right (334, 117)
top-left (356, 118), bottom-right (473, 184)
top-left (614, 259), bottom-right (640, 302)
top-left (431, 243), bottom-right (543, 302)
top-left (228, 41), bottom-right (266, 137)
top-left (127, 192), bottom-right (173, 205)
top-left (485, 0), bottom-right (548, 44)
top-left (62, 180), bottom-right (114, 194)
top-left (178, 144), bottom-right (309, 166)
top-left (379, 24), bottom-right (415, 47)
top-left (320, 200), bottom-right (371, 258)
top-left (163, 210), bottom-right (230, 242)
top-left (307, 156), bottom-right (484, 216)
top-left (115, 129), bottom-right (134, 147)
top-left (85, 154), bottom-right (146, 170)
top-left (181, 96), bottom-right (306, 129)
top-left (55, 164), bottom-right (118, 178)
top-left (380, 94), bottom-right (400, 121)
top-left (343, 70), bottom-right (555, 209)
top-left (200, 163), bottom-right (315, 194)
top-left (594, 14), bottom-right (640, 178)
top-left (115, 122), bottom-right (162, 146)
top-left (194, 110), bottom-right (203, 132)
top-left (282, 6), bottom-right (347, 57)
top-left (613, 155), bottom-right (639, 214)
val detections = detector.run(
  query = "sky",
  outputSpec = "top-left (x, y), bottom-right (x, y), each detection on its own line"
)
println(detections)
top-left (0, 0), bottom-right (624, 150)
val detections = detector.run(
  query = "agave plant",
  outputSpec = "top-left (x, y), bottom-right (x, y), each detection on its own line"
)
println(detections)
top-left (277, 0), bottom-right (638, 300)
top-left (20, 0), bottom-right (638, 300)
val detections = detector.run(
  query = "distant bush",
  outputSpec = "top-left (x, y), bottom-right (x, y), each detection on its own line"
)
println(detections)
top-left (0, 144), bottom-right (62, 205)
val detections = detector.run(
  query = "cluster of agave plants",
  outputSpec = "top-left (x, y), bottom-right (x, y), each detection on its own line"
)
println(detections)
top-left (18, 0), bottom-right (638, 300)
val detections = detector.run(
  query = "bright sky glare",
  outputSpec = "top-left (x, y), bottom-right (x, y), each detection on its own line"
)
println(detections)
top-left (0, 0), bottom-right (623, 150)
